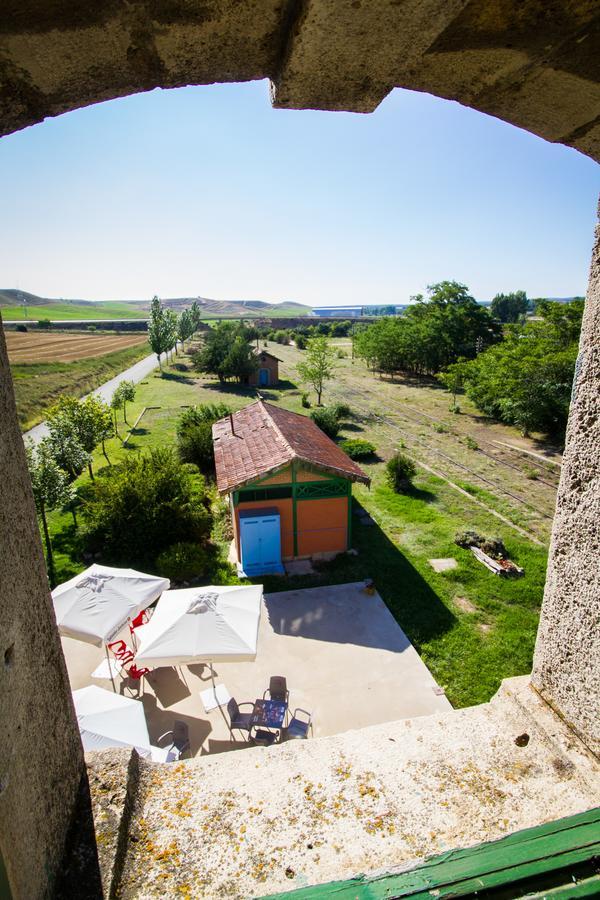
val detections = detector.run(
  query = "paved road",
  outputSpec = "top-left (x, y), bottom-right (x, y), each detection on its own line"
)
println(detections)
top-left (23, 352), bottom-right (158, 445)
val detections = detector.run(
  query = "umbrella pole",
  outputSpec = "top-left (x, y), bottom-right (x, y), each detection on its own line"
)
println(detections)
top-left (210, 664), bottom-right (217, 705)
top-left (105, 644), bottom-right (116, 693)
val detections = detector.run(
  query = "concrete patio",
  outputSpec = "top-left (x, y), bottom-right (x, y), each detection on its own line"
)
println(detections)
top-left (61, 581), bottom-right (451, 756)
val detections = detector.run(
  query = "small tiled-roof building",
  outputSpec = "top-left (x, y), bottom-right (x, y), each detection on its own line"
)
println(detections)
top-left (212, 401), bottom-right (370, 575)
top-left (245, 347), bottom-right (280, 387)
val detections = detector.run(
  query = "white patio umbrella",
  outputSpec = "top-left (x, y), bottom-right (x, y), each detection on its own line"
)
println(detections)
top-left (134, 585), bottom-right (263, 668)
top-left (52, 564), bottom-right (169, 646)
top-left (72, 685), bottom-right (152, 758)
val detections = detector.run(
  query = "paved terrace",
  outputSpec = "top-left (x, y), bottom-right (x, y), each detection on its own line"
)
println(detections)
top-left (62, 583), bottom-right (451, 756)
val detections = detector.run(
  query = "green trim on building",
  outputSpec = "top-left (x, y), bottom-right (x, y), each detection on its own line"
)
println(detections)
top-left (263, 807), bottom-right (600, 899)
top-left (292, 462), bottom-right (298, 556)
top-left (347, 481), bottom-right (352, 549)
top-left (294, 478), bottom-right (348, 500)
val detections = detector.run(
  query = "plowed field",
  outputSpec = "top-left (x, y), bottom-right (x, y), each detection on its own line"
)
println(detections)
top-left (6, 331), bottom-right (147, 362)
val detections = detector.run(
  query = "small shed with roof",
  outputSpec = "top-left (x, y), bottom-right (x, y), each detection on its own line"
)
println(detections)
top-left (212, 401), bottom-right (370, 576)
top-left (246, 347), bottom-right (280, 387)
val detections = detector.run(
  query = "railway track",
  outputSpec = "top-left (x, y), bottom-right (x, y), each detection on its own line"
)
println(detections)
top-left (324, 382), bottom-right (553, 543)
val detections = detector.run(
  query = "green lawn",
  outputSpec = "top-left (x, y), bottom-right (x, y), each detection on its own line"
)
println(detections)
top-left (13, 340), bottom-right (151, 429)
top-left (43, 349), bottom-right (549, 709)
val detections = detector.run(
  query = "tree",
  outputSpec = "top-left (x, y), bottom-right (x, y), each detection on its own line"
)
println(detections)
top-left (490, 291), bottom-right (529, 323)
top-left (164, 308), bottom-right (178, 360)
top-left (297, 335), bottom-right (337, 405)
top-left (177, 310), bottom-right (193, 352)
top-left (81, 447), bottom-right (212, 567)
top-left (455, 300), bottom-right (583, 439)
top-left (194, 322), bottom-right (258, 383)
top-left (438, 360), bottom-right (470, 407)
top-left (190, 300), bottom-right (202, 332)
top-left (114, 380), bottom-right (136, 425)
top-left (148, 296), bottom-right (172, 370)
top-left (45, 414), bottom-right (91, 479)
top-left (47, 395), bottom-right (113, 478)
top-left (353, 282), bottom-right (500, 377)
top-left (26, 440), bottom-right (71, 586)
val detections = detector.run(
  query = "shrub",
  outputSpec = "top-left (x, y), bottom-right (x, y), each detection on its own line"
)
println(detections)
top-left (310, 407), bottom-right (340, 439)
top-left (339, 439), bottom-right (376, 460)
top-left (465, 436), bottom-right (479, 451)
top-left (156, 542), bottom-right (211, 583)
top-left (177, 403), bottom-right (231, 474)
top-left (37, 319), bottom-right (52, 329)
top-left (301, 393), bottom-right (311, 408)
top-left (295, 334), bottom-right (307, 350)
top-left (336, 348), bottom-right (348, 358)
top-left (331, 402), bottom-right (352, 420)
top-left (178, 421), bottom-right (214, 473)
top-left (386, 452), bottom-right (416, 493)
top-left (87, 325), bottom-right (97, 332)
top-left (81, 447), bottom-right (212, 567)
top-left (15, 324), bottom-right (28, 332)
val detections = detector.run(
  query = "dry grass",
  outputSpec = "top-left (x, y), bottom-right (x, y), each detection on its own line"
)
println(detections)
top-left (6, 331), bottom-right (147, 363)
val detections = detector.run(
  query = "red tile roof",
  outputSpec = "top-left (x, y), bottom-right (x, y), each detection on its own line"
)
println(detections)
top-left (212, 401), bottom-right (370, 493)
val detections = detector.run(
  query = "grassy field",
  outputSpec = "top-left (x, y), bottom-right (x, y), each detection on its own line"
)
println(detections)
top-left (5, 331), bottom-right (147, 363)
top-left (2, 301), bottom-right (148, 320)
top-left (43, 342), bottom-right (554, 709)
top-left (12, 338), bottom-right (150, 429)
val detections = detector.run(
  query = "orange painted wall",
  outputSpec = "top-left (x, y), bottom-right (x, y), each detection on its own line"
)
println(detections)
top-left (258, 467), bottom-right (292, 486)
top-left (297, 497), bottom-right (348, 556)
top-left (235, 498), bottom-right (294, 559)
top-left (296, 467), bottom-right (329, 482)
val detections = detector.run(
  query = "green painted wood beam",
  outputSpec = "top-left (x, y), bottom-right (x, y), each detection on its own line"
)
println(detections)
top-left (292, 461), bottom-right (298, 556)
top-left (262, 807), bottom-right (600, 900)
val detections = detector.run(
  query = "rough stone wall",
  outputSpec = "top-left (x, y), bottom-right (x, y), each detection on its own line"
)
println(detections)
top-left (532, 202), bottom-right (600, 757)
top-left (0, 318), bottom-right (85, 899)
top-left (0, 1), bottom-right (599, 161)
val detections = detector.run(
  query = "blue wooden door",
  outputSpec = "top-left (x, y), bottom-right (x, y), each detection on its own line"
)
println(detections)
top-left (259, 368), bottom-right (269, 386)
top-left (239, 511), bottom-right (283, 575)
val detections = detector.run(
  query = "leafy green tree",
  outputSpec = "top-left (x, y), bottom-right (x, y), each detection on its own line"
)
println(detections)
top-left (438, 360), bottom-right (470, 407)
top-left (490, 291), bottom-right (529, 323)
top-left (45, 415), bottom-right (91, 479)
top-left (224, 335), bottom-right (259, 383)
top-left (354, 282), bottom-right (499, 377)
top-left (297, 335), bottom-right (337, 405)
top-left (26, 440), bottom-right (72, 586)
top-left (456, 301), bottom-right (583, 439)
top-left (148, 296), bottom-right (172, 370)
top-left (47, 395), bottom-right (113, 478)
top-left (114, 380), bottom-right (136, 425)
top-left (81, 447), bottom-right (212, 567)
top-left (177, 310), bottom-right (193, 352)
top-left (194, 322), bottom-right (258, 383)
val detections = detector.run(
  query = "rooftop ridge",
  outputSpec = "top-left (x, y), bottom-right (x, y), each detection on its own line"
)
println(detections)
top-left (257, 400), bottom-right (296, 461)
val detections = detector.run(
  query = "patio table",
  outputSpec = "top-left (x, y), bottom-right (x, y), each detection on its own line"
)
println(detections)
top-left (251, 699), bottom-right (287, 730)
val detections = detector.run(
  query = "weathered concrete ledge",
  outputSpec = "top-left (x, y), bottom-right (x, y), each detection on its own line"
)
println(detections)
top-left (87, 676), bottom-right (600, 898)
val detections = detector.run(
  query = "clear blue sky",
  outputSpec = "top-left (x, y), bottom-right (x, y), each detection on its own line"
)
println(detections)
top-left (0, 80), bottom-right (598, 306)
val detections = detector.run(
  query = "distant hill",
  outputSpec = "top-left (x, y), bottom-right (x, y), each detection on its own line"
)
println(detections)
top-left (0, 290), bottom-right (310, 321)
